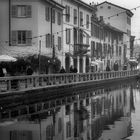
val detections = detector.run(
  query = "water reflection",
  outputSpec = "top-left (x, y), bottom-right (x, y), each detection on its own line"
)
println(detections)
top-left (0, 80), bottom-right (140, 140)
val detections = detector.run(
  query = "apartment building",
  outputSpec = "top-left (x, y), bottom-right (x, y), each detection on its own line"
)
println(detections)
top-left (0, 0), bottom-right (64, 73)
top-left (62, 0), bottom-right (96, 73)
top-left (90, 15), bottom-right (124, 71)
top-left (96, 1), bottom-right (133, 60)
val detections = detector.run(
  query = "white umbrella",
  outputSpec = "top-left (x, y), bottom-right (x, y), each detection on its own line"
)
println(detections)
top-left (0, 55), bottom-right (17, 62)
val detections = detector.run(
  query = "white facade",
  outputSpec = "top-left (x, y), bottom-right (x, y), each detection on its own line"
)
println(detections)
top-left (0, 0), bottom-right (64, 64)
top-left (62, 0), bottom-right (95, 73)
top-left (96, 1), bottom-right (133, 59)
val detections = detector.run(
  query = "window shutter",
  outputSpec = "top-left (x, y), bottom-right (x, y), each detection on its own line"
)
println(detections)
top-left (52, 9), bottom-right (55, 23)
top-left (26, 31), bottom-right (32, 46)
top-left (57, 12), bottom-right (61, 25)
top-left (58, 37), bottom-right (61, 50)
top-left (45, 7), bottom-right (50, 21)
top-left (26, 5), bottom-right (32, 18)
top-left (11, 31), bottom-right (17, 46)
top-left (11, 5), bottom-right (17, 18)
top-left (66, 29), bottom-right (70, 44)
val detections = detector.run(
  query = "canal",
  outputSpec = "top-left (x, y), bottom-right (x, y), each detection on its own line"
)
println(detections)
top-left (0, 79), bottom-right (140, 140)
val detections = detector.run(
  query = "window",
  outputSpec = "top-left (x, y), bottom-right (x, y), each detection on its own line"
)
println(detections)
top-left (57, 12), bottom-right (61, 25)
top-left (127, 29), bottom-right (131, 36)
top-left (66, 28), bottom-right (71, 44)
top-left (80, 11), bottom-right (83, 26)
top-left (73, 9), bottom-right (77, 25)
top-left (108, 6), bottom-right (111, 9)
top-left (86, 14), bottom-right (89, 29)
top-left (100, 6), bottom-right (103, 9)
top-left (46, 125), bottom-right (54, 140)
top-left (65, 5), bottom-right (70, 22)
top-left (46, 6), bottom-right (50, 21)
top-left (127, 16), bottom-right (131, 25)
top-left (11, 30), bottom-right (32, 46)
top-left (66, 122), bottom-right (71, 138)
top-left (12, 5), bottom-right (32, 18)
top-left (46, 34), bottom-right (51, 48)
top-left (58, 118), bottom-right (62, 133)
top-left (58, 36), bottom-right (61, 50)
top-left (52, 9), bottom-right (55, 23)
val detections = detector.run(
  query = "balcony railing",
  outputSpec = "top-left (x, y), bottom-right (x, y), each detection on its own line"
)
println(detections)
top-left (74, 43), bottom-right (89, 56)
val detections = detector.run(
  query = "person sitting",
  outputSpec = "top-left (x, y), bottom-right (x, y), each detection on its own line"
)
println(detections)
top-left (73, 67), bottom-right (78, 73)
top-left (106, 65), bottom-right (111, 71)
top-left (59, 66), bottom-right (66, 73)
top-left (0, 66), bottom-right (4, 77)
top-left (70, 65), bottom-right (74, 73)
top-left (26, 66), bottom-right (33, 75)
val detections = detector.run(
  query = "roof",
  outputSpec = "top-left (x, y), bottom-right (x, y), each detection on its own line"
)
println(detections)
top-left (97, 1), bottom-right (133, 17)
top-left (104, 23), bottom-right (125, 34)
top-left (72, 0), bottom-right (96, 11)
top-left (45, 0), bottom-right (65, 10)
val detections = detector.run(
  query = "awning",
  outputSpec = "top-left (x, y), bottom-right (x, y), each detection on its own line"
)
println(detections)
top-left (128, 59), bottom-right (138, 66)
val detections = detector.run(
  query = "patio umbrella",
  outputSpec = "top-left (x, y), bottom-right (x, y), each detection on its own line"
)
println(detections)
top-left (0, 55), bottom-right (17, 62)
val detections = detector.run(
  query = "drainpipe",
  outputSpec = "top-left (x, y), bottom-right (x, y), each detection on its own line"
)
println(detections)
top-left (9, 0), bottom-right (11, 46)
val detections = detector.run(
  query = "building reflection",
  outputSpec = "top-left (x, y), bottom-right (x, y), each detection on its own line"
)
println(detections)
top-left (0, 82), bottom-right (137, 140)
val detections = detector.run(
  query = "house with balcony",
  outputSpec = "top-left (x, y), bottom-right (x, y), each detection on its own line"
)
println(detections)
top-left (96, 1), bottom-right (133, 61)
top-left (0, 0), bottom-right (64, 73)
top-left (62, 0), bottom-right (96, 73)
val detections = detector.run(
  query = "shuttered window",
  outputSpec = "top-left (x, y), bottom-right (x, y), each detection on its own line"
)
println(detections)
top-left (52, 9), bottom-right (55, 23)
top-left (65, 5), bottom-right (70, 22)
top-left (80, 11), bottom-right (83, 26)
top-left (66, 28), bottom-right (71, 44)
top-left (57, 12), bottom-right (61, 25)
top-left (86, 14), bottom-right (89, 29)
top-left (73, 9), bottom-right (77, 25)
top-left (11, 5), bottom-right (32, 18)
top-left (66, 122), bottom-right (71, 138)
top-left (46, 34), bottom-right (51, 48)
top-left (45, 6), bottom-right (50, 21)
top-left (11, 30), bottom-right (32, 46)
top-left (58, 36), bottom-right (61, 50)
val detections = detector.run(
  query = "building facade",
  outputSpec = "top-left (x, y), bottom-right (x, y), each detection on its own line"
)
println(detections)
top-left (96, 1), bottom-right (133, 61)
top-left (62, 0), bottom-right (96, 73)
top-left (0, 0), bottom-right (64, 73)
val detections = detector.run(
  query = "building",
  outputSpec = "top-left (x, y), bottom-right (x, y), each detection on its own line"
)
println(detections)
top-left (96, 1), bottom-right (133, 62)
top-left (0, 0), bottom-right (64, 73)
top-left (62, 0), bottom-right (96, 73)
top-left (90, 14), bottom-right (124, 71)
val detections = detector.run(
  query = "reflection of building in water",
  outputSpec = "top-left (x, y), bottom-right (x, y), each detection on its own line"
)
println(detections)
top-left (0, 84), bottom-right (135, 140)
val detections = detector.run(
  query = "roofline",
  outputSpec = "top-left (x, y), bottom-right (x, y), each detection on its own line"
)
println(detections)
top-left (97, 1), bottom-right (133, 17)
top-left (72, 0), bottom-right (96, 11)
top-left (103, 23), bottom-right (125, 34)
top-left (45, 0), bottom-right (65, 10)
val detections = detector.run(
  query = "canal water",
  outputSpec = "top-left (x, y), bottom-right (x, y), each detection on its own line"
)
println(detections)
top-left (1, 80), bottom-right (140, 140)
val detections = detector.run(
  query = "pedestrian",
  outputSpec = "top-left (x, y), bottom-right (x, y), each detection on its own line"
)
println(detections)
top-left (0, 66), bottom-right (4, 77)
top-left (59, 66), bottom-right (66, 73)
top-left (69, 65), bottom-right (74, 73)
top-left (73, 67), bottom-right (78, 73)
top-left (106, 65), bottom-right (111, 71)
top-left (26, 65), bottom-right (33, 75)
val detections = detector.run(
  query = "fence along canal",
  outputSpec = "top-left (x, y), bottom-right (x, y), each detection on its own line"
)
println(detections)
top-left (0, 70), bottom-right (139, 94)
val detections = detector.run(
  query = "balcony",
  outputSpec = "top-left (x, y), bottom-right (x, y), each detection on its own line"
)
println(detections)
top-left (74, 43), bottom-right (89, 56)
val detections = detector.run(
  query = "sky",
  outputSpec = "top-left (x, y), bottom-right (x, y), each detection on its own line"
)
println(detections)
top-left (83, 0), bottom-right (140, 43)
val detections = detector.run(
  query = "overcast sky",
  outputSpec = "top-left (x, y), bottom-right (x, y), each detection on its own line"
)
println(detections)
top-left (83, 0), bottom-right (140, 43)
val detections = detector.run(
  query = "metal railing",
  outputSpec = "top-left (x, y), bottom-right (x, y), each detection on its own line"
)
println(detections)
top-left (0, 70), bottom-right (138, 93)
